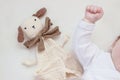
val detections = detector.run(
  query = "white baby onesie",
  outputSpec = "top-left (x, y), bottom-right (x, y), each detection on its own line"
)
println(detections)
top-left (72, 20), bottom-right (120, 80)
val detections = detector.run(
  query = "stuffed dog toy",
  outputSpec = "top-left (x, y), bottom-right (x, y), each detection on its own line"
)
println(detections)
top-left (17, 8), bottom-right (82, 80)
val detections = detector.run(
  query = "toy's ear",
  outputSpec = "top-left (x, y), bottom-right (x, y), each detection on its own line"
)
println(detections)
top-left (17, 26), bottom-right (24, 42)
top-left (33, 8), bottom-right (47, 18)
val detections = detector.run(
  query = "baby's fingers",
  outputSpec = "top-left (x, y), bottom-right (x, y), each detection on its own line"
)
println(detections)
top-left (96, 7), bottom-right (103, 13)
top-left (86, 5), bottom-right (103, 14)
top-left (86, 5), bottom-right (97, 13)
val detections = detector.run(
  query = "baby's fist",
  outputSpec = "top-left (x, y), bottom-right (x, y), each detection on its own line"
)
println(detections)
top-left (84, 5), bottom-right (104, 23)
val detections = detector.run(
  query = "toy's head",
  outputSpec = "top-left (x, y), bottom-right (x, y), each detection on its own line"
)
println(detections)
top-left (18, 8), bottom-right (47, 42)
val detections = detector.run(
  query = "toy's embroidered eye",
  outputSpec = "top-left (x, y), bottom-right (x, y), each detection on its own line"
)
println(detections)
top-left (24, 27), bottom-right (27, 29)
top-left (32, 25), bottom-right (35, 29)
top-left (34, 19), bottom-right (37, 21)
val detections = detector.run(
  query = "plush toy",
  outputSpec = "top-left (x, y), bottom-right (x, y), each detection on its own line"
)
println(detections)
top-left (17, 8), bottom-right (82, 80)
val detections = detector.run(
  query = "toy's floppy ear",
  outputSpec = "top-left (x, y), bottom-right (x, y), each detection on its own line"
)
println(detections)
top-left (17, 26), bottom-right (24, 42)
top-left (33, 8), bottom-right (47, 18)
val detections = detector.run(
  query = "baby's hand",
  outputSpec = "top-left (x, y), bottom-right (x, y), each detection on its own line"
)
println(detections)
top-left (84, 5), bottom-right (104, 23)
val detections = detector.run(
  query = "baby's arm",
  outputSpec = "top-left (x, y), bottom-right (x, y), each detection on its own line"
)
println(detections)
top-left (73, 5), bottom-right (104, 69)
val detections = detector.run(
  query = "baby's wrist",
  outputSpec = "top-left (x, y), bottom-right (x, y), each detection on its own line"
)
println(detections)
top-left (83, 18), bottom-right (95, 24)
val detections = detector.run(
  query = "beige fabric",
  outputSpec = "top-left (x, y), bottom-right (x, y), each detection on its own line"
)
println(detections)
top-left (22, 35), bottom-right (83, 80)
top-left (34, 39), bottom-right (82, 80)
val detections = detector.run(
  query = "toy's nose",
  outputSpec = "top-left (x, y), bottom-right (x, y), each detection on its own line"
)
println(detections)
top-left (32, 25), bottom-right (35, 29)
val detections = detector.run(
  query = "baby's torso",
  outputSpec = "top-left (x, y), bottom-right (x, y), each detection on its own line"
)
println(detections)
top-left (82, 52), bottom-right (120, 80)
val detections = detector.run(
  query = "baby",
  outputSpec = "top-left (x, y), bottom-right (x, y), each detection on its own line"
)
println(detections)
top-left (73, 5), bottom-right (120, 80)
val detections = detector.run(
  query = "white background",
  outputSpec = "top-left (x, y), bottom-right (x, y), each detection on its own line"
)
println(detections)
top-left (0, 0), bottom-right (120, 80)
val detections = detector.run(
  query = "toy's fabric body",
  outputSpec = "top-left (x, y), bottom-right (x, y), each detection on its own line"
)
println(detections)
top-left (35, 38), bottom-right (82, 80)
top-left (17, 8), bottom-right (82, 80)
